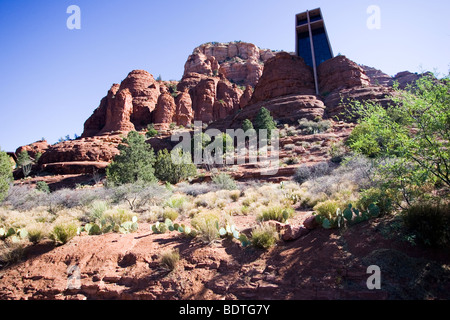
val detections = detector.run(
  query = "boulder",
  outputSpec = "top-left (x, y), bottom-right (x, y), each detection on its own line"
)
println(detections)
top-left (250, 52), bottom-right (316, 104)
top-left (15, 140), bottom-right (50, 159)
top-left (317, 55), bottom-right (370, 94)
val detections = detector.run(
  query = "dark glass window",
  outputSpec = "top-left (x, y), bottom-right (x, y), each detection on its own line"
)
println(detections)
top-left (309, 15), bottom-right (322, 23)
top-left (312, 27), bottom-right (332, 66)
top-left (298, 32), bottom-right (313, 68)
top-left (297, 18), bottom-right (308, 26)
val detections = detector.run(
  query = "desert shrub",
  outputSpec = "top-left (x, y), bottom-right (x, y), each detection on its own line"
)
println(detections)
top-left (313, 200), bottom-right (344, 221)
top-left (106, 131), bottom-right (157, 185)
top-left (162, 207), bottom-right (179, 221)
top-left (257, 205), bottom-right (294, 223)
top-left (159, 248), bottom-right (180, 271)
top-left (329, 141), bottom-right (348, 163)
top-left (35, 181), bottom-right (50, 194)
top-left (357, 187), bottom-right (393, 215)
top-left (3, 186), bottom-right (41, 211)
top-left (50, 221), bottom-right (78, 245)
top-left (191, 211), bottom-right (220, 244)
top-left (298, 119), bottom-right (332, 134)
top-left (403, 202), bottom-right (450, 247)
top-left (47, 188), bottom-right (105, 213)
top-left (146, 124), bottom-right (158, 138)
top-left (164, 195), bottom-right (187, 210)
top-left (27, 223), bottom-right (47, 244)
top-left (229, 190), bottom-right (241, 202)
top-left (284, 144), bottom-right (296, 151)
top-left (346, 75), bottom-right (450, 205)
top-left (293, 162), bottom-right (331, 185)
top-left (251, 224), bottom-right (279, 249)
top-left (212, 173), bottom-right (237, 190)
top-left (0, 240), bottom-right (26, 268)
top-left (87, 200), bottom-right (109, 223)
top-left (177, 182), bottom-right (215, 196)
top-left (0, 150), bottom-right (13, 203)
top-left (111, 182), bottom-right (170, 211)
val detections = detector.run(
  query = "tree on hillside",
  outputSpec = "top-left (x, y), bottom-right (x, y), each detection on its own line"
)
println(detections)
top-left (242, 119), bottom-right (254, 132)
top-left (0, 150), bottom-right (13, 202)
top-left (254, 107), bottom-right (276, 141)
top-left (106, 131), bottom-right (157, 185)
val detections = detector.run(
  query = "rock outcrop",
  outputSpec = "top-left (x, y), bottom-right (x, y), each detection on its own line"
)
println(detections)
top-left (249, 52), bottom-right (315, 104)
top-left (318, 55), bottom-right (370, 94)
top-left (15, 140), bottom-right (50, 159)
top-left (360, 65), bottom-right (393, 87)
top-left (184, 42), bottom-right (276, 87)
top-left (38, 136), bottom-right (122, 174)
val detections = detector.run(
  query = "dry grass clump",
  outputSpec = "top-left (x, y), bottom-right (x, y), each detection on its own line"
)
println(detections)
top-left (251, 223), bottom-right (279, 250)
top-left (159, 248), bottom-right (180, 271)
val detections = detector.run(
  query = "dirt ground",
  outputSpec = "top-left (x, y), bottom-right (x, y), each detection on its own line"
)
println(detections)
top-left (0, 210), bottom-right (448, 300)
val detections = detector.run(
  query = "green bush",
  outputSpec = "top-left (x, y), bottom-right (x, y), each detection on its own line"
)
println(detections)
top-left (35, 181), bottom-right (50, 194)
top-left (50, 222), bottom-right (78, 245)
top-left (403, 202), bottom-right (450, 248)
top-left (313, 200), bottom-right (343, 224)
top-left (0, 150), bottom-right (13, 202)
top-left (106, 131), bottom-right (157, 185)
top-left (146, 124), bottom-right (159, 138)
top-left (251, 224), bottom-right (279, 250)
top-left (154, 148), bottom-right (197, 184)
top-left (357, 187), bottom-right (393, 215)
top-left (212, 173), bottom-right (237, 190)
top-left (257, 205), bottom-right (294, 223)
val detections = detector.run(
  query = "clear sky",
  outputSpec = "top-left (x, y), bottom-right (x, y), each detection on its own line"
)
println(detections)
top-left (0, 0), bottom-right (449, 152)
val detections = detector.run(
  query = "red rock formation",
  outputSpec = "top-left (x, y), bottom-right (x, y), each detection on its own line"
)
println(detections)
top-left (250, 52), bottom-right (316, 104)
top-left (209, 94), bottom-right (326, 131)
top-left (317, 55), bottom-right (370, 94)
top-left (39, 136), bottom-right (121, 165)
top-left (100, 88), bottom-right (135, 134)
top-left (175, 91), bottom-right (194, 127)
top-left (239, 85), bottom-right (253, 109)
top-left (119, 70), bottom-right (160, 128)
top-left (153, 92), bottom-right (176, 127)
top-left (15, 140), bottom-right (50, 159)
top-left (184, 42), bottom-right (274, 87)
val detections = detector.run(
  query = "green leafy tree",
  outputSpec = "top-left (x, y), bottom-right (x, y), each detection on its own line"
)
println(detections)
top-left (242, 119), bottom-right (254, 132)
top-left (254, 107), bottom-right (276, 140)
top-left (106, 131), bottom-right (157, 185)
top-left (154, 148), bottom-right (197, 184)
top-left (0, 150), bottom-right (13, 202)
top-left (347, 74), bottom-right (450, 205)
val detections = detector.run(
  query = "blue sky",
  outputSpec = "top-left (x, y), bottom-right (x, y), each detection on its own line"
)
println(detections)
top-left (0, 0), bottom-right (449, 152)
